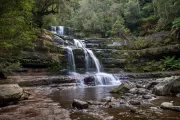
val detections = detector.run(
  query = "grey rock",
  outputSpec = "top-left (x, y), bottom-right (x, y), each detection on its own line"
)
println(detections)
top-left (137, 88), bottom-right (148, 95)
top-left (143, 95), bottom-right (152, 99)
top-left (146, 81), bottom-right (159, 90)
top-left (153, 76), bottom-right (180, 96)
top-left (125, 93), bottom-right (134, 96)
top-left (72, 99), bottom-right (88, 109)
top-left (136, 84), bottom-right (144, 88)
top-left (129, 100), bottom-right (141, 105)
top-left (129, 88), bottom-right (138, 94)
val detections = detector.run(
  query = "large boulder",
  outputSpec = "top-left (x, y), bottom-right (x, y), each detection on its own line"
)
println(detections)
top-left (110, 81), bottom-right (136, 93)
top-left (152, 76), bottom-right (180, 96)
top-left (0, 84), bottom-right (24, 106)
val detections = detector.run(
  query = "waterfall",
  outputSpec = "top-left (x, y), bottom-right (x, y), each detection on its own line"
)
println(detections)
top-left (65, 46), bottom-right (76, 73)
top-left (56, 26), bottom-right (64, 35)
top-left (49, 26), bottom-right (64, 35)
top-left (86, 49), bottom-right (101, 73)
top-left (72, 39), bottom-right (121, 86)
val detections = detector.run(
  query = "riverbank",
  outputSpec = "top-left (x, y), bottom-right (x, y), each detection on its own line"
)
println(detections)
top-left (1, 73), bottom-right (180, 120)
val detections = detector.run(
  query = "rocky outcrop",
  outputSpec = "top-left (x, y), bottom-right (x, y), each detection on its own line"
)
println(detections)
top-left (18, 76), bottom-right (76, 87)
top-left (0, 84), bottom-right (25, 106)
top-left (152, 76), bottom-right (180, 96)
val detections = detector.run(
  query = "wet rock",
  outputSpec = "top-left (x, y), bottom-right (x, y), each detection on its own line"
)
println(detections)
top-left (110, 81), bottom-right (136, 93)
top-left (136, 84), bottom-right (144, 88)
top-left (72, 99), bottom-right (88, 109)
top-left (84, 76), bottom-right (96, 86)
top-left (146, 81), bottom-right (159, 90)
top-left (58, 69), bottom-right (71, 75)
top-left (153, 76), bottom-right (180, 96)
top-left (137, 88), bottom-right (148, 95)
top-left (170, 106), bottom-right (180, 112)
top-left (129, 100), bottom-right (141, 105)
top-left (125, 93), bottom-right (134, 96)
top-left (0, 84), bottom-right (24, 106)
top-left (143, 95), bottom-right (152, 99)
top-left (87, 100), bottom-right (103, 105)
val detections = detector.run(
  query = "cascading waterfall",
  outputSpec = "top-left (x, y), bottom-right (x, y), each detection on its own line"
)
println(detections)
top-left (73, 39), bottom-right (121, 86)
top-left (65, 46), bottom-right (76, 73)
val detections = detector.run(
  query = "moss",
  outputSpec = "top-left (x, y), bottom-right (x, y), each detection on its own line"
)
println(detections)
top-left (110, 84), bottom-right (128, 93)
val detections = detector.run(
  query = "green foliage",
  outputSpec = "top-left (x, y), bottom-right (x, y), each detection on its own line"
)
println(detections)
top-left (161, 56), bottom-right (180, 70)
top-left (153, 0), bottom-right (180, 30)
top-left (48, 60), bottom-right (62, 73)
top-left (43, 14), bottom-right (59, 27)
top-left (33, 0), bottom-right (74, 27)
top-left (172, 17), bottom-right (180, 28)
top-left (68, 0), bottom-right (128, 37)
top-left (0, 0), bottom-right (36, 60)
top-left (0, 58), bottom-right (21, 73)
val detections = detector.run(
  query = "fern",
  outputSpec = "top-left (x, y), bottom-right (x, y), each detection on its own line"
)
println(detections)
top-left (161, 56), bottom-right (180, 70)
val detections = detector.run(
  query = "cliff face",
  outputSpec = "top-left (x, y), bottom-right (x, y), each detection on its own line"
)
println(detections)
top-left (16, 30), bottom-right (180, 75)
top-left (88, 31), bottom-right (180, 73)
top-left (16, 30), bottom-right (66, 75)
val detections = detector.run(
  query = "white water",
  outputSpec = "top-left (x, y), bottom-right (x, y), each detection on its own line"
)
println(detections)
top-left (56, 26), bottom-right (64, 35)
top-left (65, 46), bottom-right (76, 72)
top-left (72, 39), bottom-right (121, 86)
top-left (50, 26), bottom-right (64, 35)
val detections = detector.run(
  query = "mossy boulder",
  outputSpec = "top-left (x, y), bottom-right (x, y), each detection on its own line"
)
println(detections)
top-left (110, 81), bottom-right (136, 93)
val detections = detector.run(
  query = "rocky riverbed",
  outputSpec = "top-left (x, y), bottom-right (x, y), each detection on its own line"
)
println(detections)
top-left (1, 75), bottom-right (180, 120)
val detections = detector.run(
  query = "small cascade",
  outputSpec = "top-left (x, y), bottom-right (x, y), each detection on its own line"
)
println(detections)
top-left (65, 46), bottom-right (76, 73)
top-left (72, 39), bottom-right (121, 86)
top-left (86, 49), bottom-right (101, 73)
top-left (95, 73), bottom-right (120, 85)
top-left (49, 26), bottom-right (64, 35)
top-left (56, 26), bottom-right (64, 35)
top-left (74, 39), bottom-right (85, 48)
